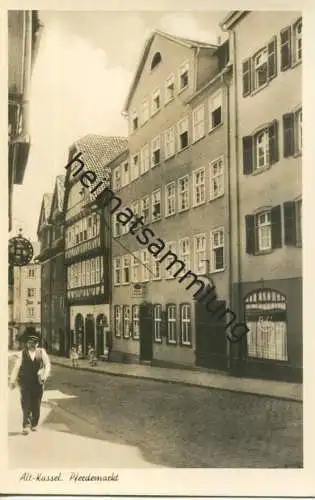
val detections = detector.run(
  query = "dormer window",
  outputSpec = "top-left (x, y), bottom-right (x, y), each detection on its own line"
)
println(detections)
top-left (151, 88), bottom-right (161, 115)
top-left (179, 61), bottom-right (189, 90)
top-left (151, 51), bottom-right (162, 70)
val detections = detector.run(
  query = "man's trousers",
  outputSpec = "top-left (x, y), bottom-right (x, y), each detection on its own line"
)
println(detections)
top-left (20, 383), bottom-right (44, 428)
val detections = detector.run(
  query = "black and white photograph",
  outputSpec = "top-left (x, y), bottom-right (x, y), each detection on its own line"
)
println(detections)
top-left (3, 1), bottom-right (312, 496)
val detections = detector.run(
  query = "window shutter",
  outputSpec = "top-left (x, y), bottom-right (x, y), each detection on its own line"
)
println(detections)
top-left (269, 120), bottom-right (279, 165)
top-left (161, 309), bottom-right (167, 338)
top-left (283, 201), bottom-right (297, 246)
top-left (271, 205), bottom-right (282, 249)
top-left (242, 58), bottom-right (251, 97)
top-left (243, 136), bottom-right (253, 174)
top-left (267, 36), bottom-right (277, 80)
top-left (280, 26), bottom-right (291, 71)
top-left (245, 214), bottom-right (255, 254)
top-left (283, 113), bottom-right (295, 157)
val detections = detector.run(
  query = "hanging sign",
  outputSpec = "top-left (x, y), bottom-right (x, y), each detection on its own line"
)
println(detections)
top-left (9, 234), bottom-right (34, 266)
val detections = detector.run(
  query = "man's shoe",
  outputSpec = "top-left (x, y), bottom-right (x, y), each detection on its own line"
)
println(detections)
top-left (31, 426), bottom-right (37, 432)
top-left (22, 427), bottom-right (29, 435)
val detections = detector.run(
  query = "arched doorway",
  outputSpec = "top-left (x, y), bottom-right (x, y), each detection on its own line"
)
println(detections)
top-left (244, 289), bottom-right (287, 361)
top-left (85, 314), bottom-right (95, 354)
top-left (74, 313), bottom-right (84, 354)
top-left (96, 314), bottom-right (108, 356)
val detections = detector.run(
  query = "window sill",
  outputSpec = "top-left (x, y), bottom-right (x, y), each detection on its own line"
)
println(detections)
top-left (164, 153), bottom-right (176, 162)
top-left (165, 276), bottom-right (176, 280)
top-left (165, 97), bottom-right (175, 107)
top-left (178, 85), bottom-right (189, 96)
top-left (293, 150), bottom-right (302, 159)
top-left (151, 161), bottom-right (161, 169)
top-left (210, 268), bottom-right (225, 274)
top-left (177, 145), bottom-right (190, 154)
top-left (192, 200), bottom-right (206, 209)
top-left (152, 276), bottom-right (162, 281)
top-left (151, 109), bottom-right (161, 118)
top-left (250, 81), bottom-right (269, 97)
top-left (208, 122), bottom-right (223, 135)
top-left (167, 340), bottom-right (177, 346)
top-left (132, 336), bottom-right (140, 341)
top-left (209, 193), bottom-right (224, 202)
top-left (165, 212), bottom-right (176, 219)
top-left (253, 249), bottom-right (273, 256)
top-left (151, 217), bottom-right (161, 223)
top-left (192, 134), bottom-right (205, 146)
top-left (154, 338), bottom-right (163, 344)
top-left (291, 59), bottom-right (302, 70)
top-left (251, 164), bottom-right (272, 176)
top-left (180, 342), bottom-right (192, 347)
top-left (178, 207), bottom-right (190, 214)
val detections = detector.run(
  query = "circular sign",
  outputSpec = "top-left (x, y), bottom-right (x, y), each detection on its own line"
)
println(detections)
top-left (9, 235), bottom-right (34, 266)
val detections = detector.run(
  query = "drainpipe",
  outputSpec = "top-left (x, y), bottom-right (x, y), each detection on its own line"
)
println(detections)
top-left (21, 10), bottom-right (32, 137)
top-left (221, 72), bottom-right (232, 369)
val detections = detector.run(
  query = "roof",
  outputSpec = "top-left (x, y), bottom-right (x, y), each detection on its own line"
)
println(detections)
top-left (219, 11), bottom-right (250, 30)
top-left (55, 175), bottom-right (65, 212)
top-left (67, 134), bottom-right (128, 203)
top-left (123, 29), bottom-right (217, 113)
top-left (36, 192), bottom-right (52, 235)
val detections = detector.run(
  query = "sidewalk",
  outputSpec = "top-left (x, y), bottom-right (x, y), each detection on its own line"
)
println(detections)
top-left (8, 386), bottom-right (159, 468)
top-left (44, 352), bottom-right (302, 402)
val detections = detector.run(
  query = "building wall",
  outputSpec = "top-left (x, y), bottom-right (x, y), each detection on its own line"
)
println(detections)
top-left (228, 11), bottom-right (302, 381)
top-left (13, 263), bottom-right (41, 337)
top-left (111, 36), bottom-right (232, 368)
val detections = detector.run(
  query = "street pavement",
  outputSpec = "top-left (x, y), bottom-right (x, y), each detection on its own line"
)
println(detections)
top-left (8, 362), bottom-right (303, 468)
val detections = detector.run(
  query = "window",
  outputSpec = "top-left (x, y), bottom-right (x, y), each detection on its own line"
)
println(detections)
top-left (192, 168), bottom-right (205, 207)
top-left (210, 228), bottom-right (224, 272)
top-left (121, 161), bottom-right (130, 186)
top-left (164, 241), bottom-right (177, 279)
top-left (178, 175), bottom-right (189, 212)
top-left (167, 304), bottom-right (177, 344)
top-left (131, 109), bottom-right (138, 132)
top-left (192, 104), bottom-right (205, 142)
top-left (131, 200), bottom-right (139, 219)
top-left (130, 154), bottom-right (139, 181)
top-left (165, 182), bottom-right (176, 217)
top-left (122, 255), bottom-right (130, 284)
top-left (123, 305), bottom-right (131, 338)
top-left (151, 88), bottom-right (161, 115)
top-left (165, 74), bottom-right (175, 103)
top-left (140, 144), bottom-right (150, 175)
top-left (151, 51), bottom-right (162, 70)
top-left (27, 288), bottom-right (35, 298)
top-left (114, 305), bottom-right (122, 337)
top-left (140, 99), bottom-right (150, 125)
top-left (28, 268), bottom-right (35, 278)
top-left (178, 238), bottom-right (190, 270)
top-left (154, 304), bottom-right (162, 342)
top-left (180, 304), bottom-right (192, 345)
top-left (132, 305), bottom-right (140, 339)
top-left (209, 91), bottom-right (222, 130)
top-left (245, 206), bottom-right (282, 254)
top-left (243, 37), bottom-right (277, 96)
top-left (281, 19), bottom-right (302, 71)
top-left (177, 117), bottom-right (189, 150)
top-left (90, 258), bottom-right (96, 284)
top-left (179, 61), bottom-right (189, 90)
top-left (243, 121), bottom-right (279, 174)
top-left (164, 126), bottom-right (175, 159)
top-left (209, 157), bottom-right (224, 200)
top-left (114, 257), bottom-right (122, 285)
top-left (113, 213), bottom-right (121, 238)
top-left (284, 199), bottom-right (302, 247)
top-left (140, 249), bottom-right (150, 282)
top-left (141, 195), bottom-right (150, 224)
top-left (194, 234), bottom-right (206, 275)
top-left (28, 307), bottom-right (34, 318)
top-left (152, 189), bottom-right (161, 221)
top-left (131, 252), bottom-right (140, 282)
top-left (283, 108), bottom-right (302, 157)
top-left (151, 135), bottom-right (161, 167)
top-left (152, 259), bottom-right (162, 280)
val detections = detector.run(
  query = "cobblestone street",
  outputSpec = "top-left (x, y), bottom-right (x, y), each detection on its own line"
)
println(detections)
top-left (9, 363), bottom-right (303, 468)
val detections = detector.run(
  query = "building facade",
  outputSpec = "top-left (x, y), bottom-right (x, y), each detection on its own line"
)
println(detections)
top-left (63, 134), bottom-right (127, 356)
top-left (221, 11), bottom-right (302, 381)
top-left (8, 11), bottom-right (43, 230)
top-left (110, 30), bottom-right (233, 370)
top-left (12, 247), bottom-right (41, 344)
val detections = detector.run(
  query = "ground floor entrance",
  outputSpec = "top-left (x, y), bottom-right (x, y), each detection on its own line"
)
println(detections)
top-left (70, 304), bottom-right (110, 358)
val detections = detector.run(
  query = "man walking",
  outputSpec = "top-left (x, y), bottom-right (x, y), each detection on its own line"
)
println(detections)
top-left (9, 329), bottom-right (51, 435)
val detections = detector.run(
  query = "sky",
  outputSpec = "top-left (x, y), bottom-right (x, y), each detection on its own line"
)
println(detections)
top-left (11, 10), bottom-right (227, 241)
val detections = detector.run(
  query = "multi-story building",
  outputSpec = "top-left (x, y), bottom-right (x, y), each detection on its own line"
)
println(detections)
top-left (37, 177), bottom-right (66, 354)
top-left (63, 134), bottom-right (127, 356)
top-left (12, 243), bottom-right (41, 343)
top-left (8, 11), bottom-right (43, 230)
top-left (221, 11), bottom-right (302, 381)
top-left (110, 30), bottom-right (233, 370)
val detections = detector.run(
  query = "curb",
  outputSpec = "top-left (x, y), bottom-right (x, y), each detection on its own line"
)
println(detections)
top-left (51, 359), bottom-right (302, 403)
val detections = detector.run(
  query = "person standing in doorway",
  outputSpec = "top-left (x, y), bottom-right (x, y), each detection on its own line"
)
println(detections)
top-left (9, 329), bottom-right (51, 435)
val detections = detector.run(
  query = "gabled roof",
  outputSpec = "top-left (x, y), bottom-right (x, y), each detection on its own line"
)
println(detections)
top-left (36, 192), bottom-right (53, 235)
top-left (65, 134), bottom-right (128, 206)
top-left (219, 11), bottom-right (250, 30)
top-left (122, 29), bottom-right (217, 113)
top-left (49, 175), bottom-right (65, 222)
